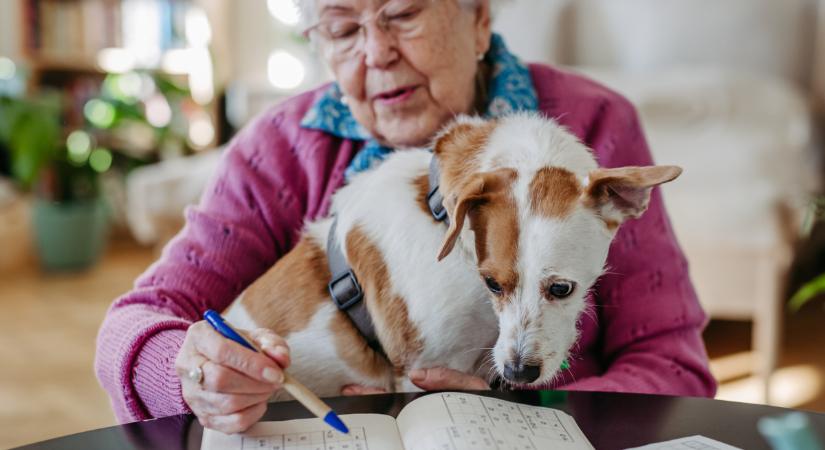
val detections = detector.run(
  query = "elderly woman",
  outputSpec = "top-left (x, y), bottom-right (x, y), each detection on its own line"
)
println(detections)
top-left (95, 0), bottom-right (716, 434)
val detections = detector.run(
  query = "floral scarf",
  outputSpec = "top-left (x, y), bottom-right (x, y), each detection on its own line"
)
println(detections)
top-left (300, 33), bottom-right (538, 180)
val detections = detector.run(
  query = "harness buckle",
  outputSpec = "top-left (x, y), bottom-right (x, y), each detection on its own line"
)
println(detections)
top-left (427, 185), bottom-right (448, 222)
top-left (328, 270), bottom-right (364, 310)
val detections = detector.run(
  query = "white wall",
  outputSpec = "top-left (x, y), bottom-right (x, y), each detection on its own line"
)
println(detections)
top-left (226, 1), bottom-right (328, 124)
top-left (492, 0), bottom-right (572, 65)
top-left (0, 0), bottom-right (21, 60)
top-left (814, 0), bottom-right (825, 109)
top-left (496, 0), bottom-right (821, 90)
top-left (229, 1), bottom-right (280, 91)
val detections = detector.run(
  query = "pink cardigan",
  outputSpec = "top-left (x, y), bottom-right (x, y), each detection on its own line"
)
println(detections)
top-left (95, 64), bottom-right (717, 423)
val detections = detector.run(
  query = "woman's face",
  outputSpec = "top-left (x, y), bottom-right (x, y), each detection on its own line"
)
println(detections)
top-left (314, 0), bottom-right (491, 147)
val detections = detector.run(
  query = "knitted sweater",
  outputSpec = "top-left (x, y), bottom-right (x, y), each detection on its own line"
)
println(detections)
top-left (95, 63), bottom-right (717, 423)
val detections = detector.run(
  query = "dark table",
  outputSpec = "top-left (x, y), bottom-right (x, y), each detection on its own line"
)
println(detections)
top-left (13, 390), bottom-right (825, 450)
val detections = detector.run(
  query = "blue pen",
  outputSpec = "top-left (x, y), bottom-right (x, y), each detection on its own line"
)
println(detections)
top-left (203, 310), bottom-right (350, 434)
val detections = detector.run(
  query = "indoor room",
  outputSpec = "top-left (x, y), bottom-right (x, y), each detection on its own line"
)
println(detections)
top-left (1, 0), bottom-right (824, 449)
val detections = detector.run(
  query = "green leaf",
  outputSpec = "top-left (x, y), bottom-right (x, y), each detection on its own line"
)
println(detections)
top-left (154, 74), bottom-right (190, 97)
top-left (7, 96), bottom-right (61, 189)
top-left (789, 272), bottom-right (825, 312)
top-left (0, 97), bottom-right (24, 143)
top-left (10, 111), bottom-right (58, 188)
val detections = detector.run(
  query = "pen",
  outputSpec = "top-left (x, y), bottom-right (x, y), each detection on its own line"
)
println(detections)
top-left (203, 309), bottom-right (349, 434)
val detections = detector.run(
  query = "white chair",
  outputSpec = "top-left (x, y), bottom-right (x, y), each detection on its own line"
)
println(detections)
top-left (125, 150), bottom-right (221, 247)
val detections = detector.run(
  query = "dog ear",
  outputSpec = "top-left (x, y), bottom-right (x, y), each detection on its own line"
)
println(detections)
top-left (437, 169), bottom-right (515, 261)
top-left (584, 165), bottom-right (682, 226)
top-left (437, 175), bottom-right (485, 261)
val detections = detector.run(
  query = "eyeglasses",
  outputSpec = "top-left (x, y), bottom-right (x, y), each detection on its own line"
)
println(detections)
top-left (303, 0), bottom-right (437, 62)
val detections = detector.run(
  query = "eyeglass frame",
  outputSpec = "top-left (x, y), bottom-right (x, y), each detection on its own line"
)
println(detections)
top-left (301, 0), bottom-right (438, 58)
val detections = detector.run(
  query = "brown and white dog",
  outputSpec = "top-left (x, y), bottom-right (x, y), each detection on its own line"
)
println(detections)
top-left (224, 113), bottom-right (681, 398)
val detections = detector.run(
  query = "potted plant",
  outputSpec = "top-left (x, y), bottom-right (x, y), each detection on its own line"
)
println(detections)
top-left (0, 91), bottom-right (110, 271)
top-left (788, 196), bottom-right (825, 312)
top-left (86, 71), bottom-right (199, 162)
top-left (790, 272), bottom-right (825, 311)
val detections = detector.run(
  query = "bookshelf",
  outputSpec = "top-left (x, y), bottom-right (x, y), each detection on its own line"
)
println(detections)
top-left (23, 0), bottom-right (123, 67)
top-left (18, 0), bottom-right (224, 150)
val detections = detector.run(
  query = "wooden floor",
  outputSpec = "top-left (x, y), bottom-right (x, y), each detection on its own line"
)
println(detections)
top-left (0, 238), bottom-right (156, 449)
top-left (1, 238), bottom-right (824, 449)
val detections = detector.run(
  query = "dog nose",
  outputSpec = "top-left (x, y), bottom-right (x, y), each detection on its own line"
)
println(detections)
top-left (503, 361), bottom-right (541, 384)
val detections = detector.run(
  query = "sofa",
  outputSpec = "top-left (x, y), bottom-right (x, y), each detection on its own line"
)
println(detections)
top-left (493, 0), bottom-right (824, 402)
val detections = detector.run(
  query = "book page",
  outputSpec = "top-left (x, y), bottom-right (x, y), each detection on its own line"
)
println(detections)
top-left (201, 414), bottom-right (404, 450)
top-left (626, 435), bottom-right (743, 450)
top-left (396, 392), bottom-right (594, 450)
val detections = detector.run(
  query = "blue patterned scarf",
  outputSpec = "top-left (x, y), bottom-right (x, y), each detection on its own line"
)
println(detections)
top-left (300, 33), bottom-right (538, 181)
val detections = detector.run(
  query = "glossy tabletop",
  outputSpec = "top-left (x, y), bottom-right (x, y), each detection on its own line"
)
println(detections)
top-left (13, 390), bottom-right (825, 450)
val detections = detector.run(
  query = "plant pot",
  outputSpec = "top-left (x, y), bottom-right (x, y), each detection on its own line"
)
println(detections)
top-left (32, 196), bottom-right (110, 271)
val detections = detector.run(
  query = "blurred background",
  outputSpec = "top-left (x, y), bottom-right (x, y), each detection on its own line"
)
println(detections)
top-left (0, 0), bottom-right (824, 447)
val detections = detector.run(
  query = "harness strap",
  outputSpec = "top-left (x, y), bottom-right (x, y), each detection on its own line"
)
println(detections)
top-left (326, 154), bottom-right (448, 358)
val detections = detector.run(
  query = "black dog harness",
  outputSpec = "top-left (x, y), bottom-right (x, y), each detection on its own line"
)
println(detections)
top-left (326, 154), bottom-right (448, 358)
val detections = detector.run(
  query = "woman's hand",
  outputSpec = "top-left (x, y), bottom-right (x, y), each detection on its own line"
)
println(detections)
top-left (341, 367), bottom-right (489, 396)
top-left (175, 321), bottom-right (290, 433)
top-left (408, 368), bottom-right (490, 390)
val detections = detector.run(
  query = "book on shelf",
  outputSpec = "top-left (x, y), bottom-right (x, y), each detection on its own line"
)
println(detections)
top-left (25, 0), bottom-right (191, 70)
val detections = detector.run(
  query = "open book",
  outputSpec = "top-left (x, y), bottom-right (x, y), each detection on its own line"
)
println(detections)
top-left (202, 392), bottom-right (594, 450)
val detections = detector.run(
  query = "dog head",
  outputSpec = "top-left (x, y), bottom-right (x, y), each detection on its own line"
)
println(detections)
top-left (434, 114), bottom-right (681, 386)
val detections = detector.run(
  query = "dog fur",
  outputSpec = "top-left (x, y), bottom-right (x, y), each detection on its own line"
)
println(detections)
top-left (224, 113), bottom-right (681, 397)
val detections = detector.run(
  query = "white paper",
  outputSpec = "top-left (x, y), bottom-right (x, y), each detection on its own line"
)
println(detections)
top-left (201, 413), bottom-right (404, 450)
top-left (397, 392), bottom-right (594, 450)
top-left (625, 435), bottom-right (743, 450)
top-left (201, 392), bottom-right (594, 450)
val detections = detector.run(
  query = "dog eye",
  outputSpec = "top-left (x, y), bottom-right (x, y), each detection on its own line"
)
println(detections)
top-left (546, 281), bottom-right (575, 299)
top-left (484, 276), bottom-right (503, 295)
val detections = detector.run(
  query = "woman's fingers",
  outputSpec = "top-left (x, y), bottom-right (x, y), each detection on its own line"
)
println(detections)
top-left (176, 321), bottom-right (292, 433)
top-left (247, 328), bottom-right (291, 369)
top-left (198, 401), bottom-right (269, 434)
top-left (408, 367), bottom-right (490, 391)
top-left (340, 384), bottom-right (387, 396)
top-left (340, 368), bottom-right (490, 396)
top-left (199, 360), bottom-right (278, 394)
top-left (190, 322), bottom-right (285, 386)
top-left (187, 390), bottom-right (272, 417)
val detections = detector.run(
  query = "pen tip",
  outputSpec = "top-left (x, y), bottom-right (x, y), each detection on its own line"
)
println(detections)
top-left (324, 411), bottom-right (349, 434)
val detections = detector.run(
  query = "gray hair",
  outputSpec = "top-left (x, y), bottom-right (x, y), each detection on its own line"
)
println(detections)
top-left (295, 0), bottom-right (503, 30)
